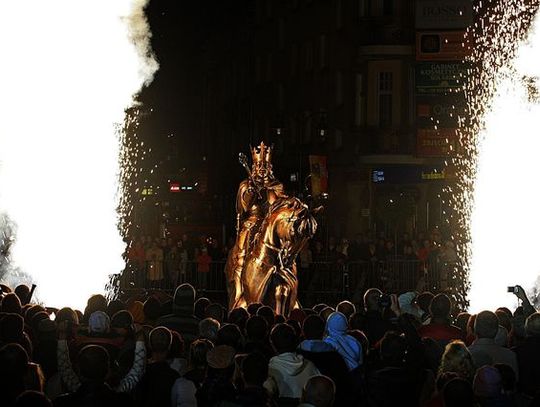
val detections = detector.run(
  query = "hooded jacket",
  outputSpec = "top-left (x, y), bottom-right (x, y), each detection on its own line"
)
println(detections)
top-left (265, 352), bottom-right (320, 399)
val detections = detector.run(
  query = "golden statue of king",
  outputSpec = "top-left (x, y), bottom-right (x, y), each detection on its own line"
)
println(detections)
top-left (225, 142), bottom-right (319, 316)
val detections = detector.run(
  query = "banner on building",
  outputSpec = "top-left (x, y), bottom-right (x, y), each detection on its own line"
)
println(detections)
top-left (415, 62), bottom-right (468, 94)
top-left (415, 0), bottom-right (473, 30)
top-left (417, 128), bottom-right (458, 157)
top-left (309, 155), bottom-right (328, 196)
top-left (416, 31), bottom-right (471, 61)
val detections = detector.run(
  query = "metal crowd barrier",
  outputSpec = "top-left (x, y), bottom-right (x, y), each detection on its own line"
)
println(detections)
top-left (120, 258), bottom-right (461, 305)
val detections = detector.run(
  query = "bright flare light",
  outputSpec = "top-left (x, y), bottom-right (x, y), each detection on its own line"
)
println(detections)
top-left (469, 12), bottom-right (540, 312)
top-left (0, 1), bottom-right (157, 309)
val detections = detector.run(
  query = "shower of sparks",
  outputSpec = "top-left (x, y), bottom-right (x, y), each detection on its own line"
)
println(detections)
top-left (448, 0), bottom-right (540, 312)
top-left (0, 1), bottom-right (158, 310)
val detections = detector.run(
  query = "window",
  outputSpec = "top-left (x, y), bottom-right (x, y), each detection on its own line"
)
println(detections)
top-left (319, 35), bottom-right (327, 69)
top-left (378, 71), bottom-right (393, 127)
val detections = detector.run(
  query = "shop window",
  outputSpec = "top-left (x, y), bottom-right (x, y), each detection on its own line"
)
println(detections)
top-left (378, 71), bottom-right (393, 127)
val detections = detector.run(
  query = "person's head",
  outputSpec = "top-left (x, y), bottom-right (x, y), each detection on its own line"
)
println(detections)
top-left (326, 312), bottom-right (348, 336)
top-left (206, 303), bottom-right (225, 323)
top-left (14, 285), bottom-right (30, 305)
top-left (149, 326), bottom-right (172, 355)
top-left (525, 312), bottom-right (540, 338)
top-left (336, 300), bottom-right (356, 319)
top-left (189, 338), bottom-right (214, 369)
top-left (2, 293), bottom-right (22, 314)
top-left (495, 309), bottom-right (512, 333)
top-left (439, 340), bottom-right (475, 381)
top-left (241, 352), bottom-right (268, 387)
top-left (194, 297), bottom-right (211, 320)
top-left (84, 294), bottom-right (108, 320)
top-left (303, 314), bottom-right (325, 340)
top-left (247, 302), bottom-right (263, 316)
top-left (88, 311), bottom-right (110, 335)
top-left (216, 323), bottom-right (243, 350)
top-left (319, 306), bottom-right (334, 322)
top-left (430, 293), bottom-right (452, 320)
top-left (106, 299), bottom-right (126, 318)
top-left (473, 365), bottom-right (502, 399)
top-left (302, 375), bottom-right (336, 407)
top-left (76, 346), bottom-right (108, 385)
top-left (0, 313), bottom-right (25, 341)
top-left (380, 332), bottom-right (407, 366)
top-left (246, 315), bottom-right (268, 342)
top-left (173, 284), bottom-right (196, 316)
top-left (256, 306), bottom-right (275, 329)
top-left (199, 318), bottom-right (220, 342)
top-left (143, 296), bottom-right (162, 322)
top-left (474, 311), bottom-right (499, 339)
top-left (0, 343), bottom-right (28, 379)
top-left (443, 378), bottom-right (475, 407)
top-left (228, 307), bottom-right (249, 330)
top-left (455, 312), bottom-right (471, 334)
top-left (55, 307), bottom-right (79, 325)
top-left (111, 310), bottom-right (134, 332)
top-left (363, 288), bottom-right (383, 312)
top-left (417, 291), bottom-right (434, 315)
top-left (270, 323), bottom-right (297, 354)
top-left (15, 391), bottom-right (52, 407)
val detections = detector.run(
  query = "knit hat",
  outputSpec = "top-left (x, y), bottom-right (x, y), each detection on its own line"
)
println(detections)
top-left (173, 284), bottom-right (195, 315)
top-left (88, 311), bottom-right (110, 334)
top-left (473, 365), bottom-right (502, 398)
top-left (206, 345), bottom-right (236, 369)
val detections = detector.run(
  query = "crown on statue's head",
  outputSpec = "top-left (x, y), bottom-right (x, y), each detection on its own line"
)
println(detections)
top-left (251, 142), bottom-right (272, 166)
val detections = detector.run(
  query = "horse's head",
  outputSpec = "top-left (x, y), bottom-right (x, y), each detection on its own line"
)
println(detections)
top-left (271, 198), bottom-right (320, 264)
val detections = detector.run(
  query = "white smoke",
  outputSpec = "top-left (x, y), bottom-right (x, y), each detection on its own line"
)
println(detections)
top-left (0, 1), bottom-right (158, 309)
top-left (469, 12), bottom-right (540, 312)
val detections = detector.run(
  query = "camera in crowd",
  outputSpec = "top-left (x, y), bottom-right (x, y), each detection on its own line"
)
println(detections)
top-left (507, 286), bottom-right (519, 294)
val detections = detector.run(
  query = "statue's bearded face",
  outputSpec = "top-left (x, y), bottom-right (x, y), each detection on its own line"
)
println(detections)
top-left (252, 161), bottom-right (273, 183)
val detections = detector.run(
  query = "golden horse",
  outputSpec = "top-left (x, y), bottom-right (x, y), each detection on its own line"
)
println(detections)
top-left (232, 197), bottom-right (319, 316)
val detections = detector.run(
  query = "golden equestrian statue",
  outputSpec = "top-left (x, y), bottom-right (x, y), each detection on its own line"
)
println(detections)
top-left (225, 142), bottom-right (319, 315)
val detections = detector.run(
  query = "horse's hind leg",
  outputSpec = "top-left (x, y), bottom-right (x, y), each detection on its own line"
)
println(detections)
top-left (274, 284), bottom-right (291, 316)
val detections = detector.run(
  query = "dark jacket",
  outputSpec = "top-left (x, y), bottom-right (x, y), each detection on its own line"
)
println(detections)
top-left (136, 361), bottom-right (179, 407)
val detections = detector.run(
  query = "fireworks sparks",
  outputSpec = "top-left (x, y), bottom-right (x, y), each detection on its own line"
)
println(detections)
top-left (449, 0), bottom-right (540, 311)
top-left (0, 1), bottom-right (158, 309)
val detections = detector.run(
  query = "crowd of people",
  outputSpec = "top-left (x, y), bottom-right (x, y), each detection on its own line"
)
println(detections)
top-left (125, 229), bottom-right (459, 292)
top-left (0, 277), bottom-right (539, 406)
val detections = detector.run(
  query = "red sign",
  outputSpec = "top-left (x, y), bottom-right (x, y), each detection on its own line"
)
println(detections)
top-left (417, 128), bottom-right (458, 157)
top-left (169, 182), bottom-right (181, 192)
top-left (416, 31), bottom-right (471, 61)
